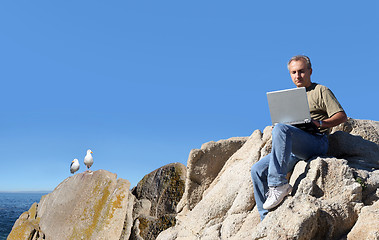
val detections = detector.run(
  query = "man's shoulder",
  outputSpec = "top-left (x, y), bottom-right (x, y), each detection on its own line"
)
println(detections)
top-left (311, 83), bottom-right (330, 92)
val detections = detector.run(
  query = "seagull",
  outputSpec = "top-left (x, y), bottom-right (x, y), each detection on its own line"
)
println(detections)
top-left (70, 159), bottom-right (80, 174)
top-left (84, 149), bottom-right (94, 172)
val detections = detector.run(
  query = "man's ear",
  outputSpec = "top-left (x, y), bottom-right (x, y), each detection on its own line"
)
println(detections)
top-left (310, 68), bottom-right (313, 75)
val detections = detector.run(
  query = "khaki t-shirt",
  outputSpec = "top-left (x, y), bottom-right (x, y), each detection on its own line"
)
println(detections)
top-left (306, 82), bottom-right (344, 133)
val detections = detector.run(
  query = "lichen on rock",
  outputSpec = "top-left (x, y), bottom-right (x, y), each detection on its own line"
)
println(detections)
top-left (131, 162), bottom-right (186, 240)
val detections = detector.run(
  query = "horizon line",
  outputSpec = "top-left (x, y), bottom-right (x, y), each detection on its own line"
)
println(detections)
top-left (0, 190), bottom-right (52, 193)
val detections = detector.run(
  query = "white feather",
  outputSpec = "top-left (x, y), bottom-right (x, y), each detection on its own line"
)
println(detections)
top-left (84, 149), bottom-right (94, 170)
top-left (70, 159), bottom-right (80, 174)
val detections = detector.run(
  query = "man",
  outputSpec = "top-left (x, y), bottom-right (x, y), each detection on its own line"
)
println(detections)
top-left (251, 55), bottom-right (347, 220)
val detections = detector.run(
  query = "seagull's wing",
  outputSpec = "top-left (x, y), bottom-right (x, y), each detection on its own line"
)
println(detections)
top-left (70, 163), bottom-right (75, 173)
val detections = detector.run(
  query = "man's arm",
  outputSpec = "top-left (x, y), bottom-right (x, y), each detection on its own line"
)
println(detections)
top-left (313, 111), bottom-right (348, 129)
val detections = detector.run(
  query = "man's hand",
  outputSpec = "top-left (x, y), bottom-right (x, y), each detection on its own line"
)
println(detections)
top-left (313, 111), bottom-right (348, 128)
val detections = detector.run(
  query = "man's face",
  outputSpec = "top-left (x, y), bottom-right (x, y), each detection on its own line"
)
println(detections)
top-left (288, 59), bottom-right (312, 88)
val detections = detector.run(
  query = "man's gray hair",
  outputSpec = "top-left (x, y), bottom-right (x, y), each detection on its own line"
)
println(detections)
top-left (287, 55), bottom-right (312, 70)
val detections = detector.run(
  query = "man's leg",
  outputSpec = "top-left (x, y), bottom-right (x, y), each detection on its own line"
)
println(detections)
top-left (263, 123), bottom-right (328, 210)
top-left (252, 123), bottom-right (328, 218)
top-left (267, 123), bottom-right (328, 187)
top-left (251, 152), bottom-right (300, 220)
top-left (251, 154), bottom-right (270, 220)
top-left (267, 123), bottom-right (297, 187)
top-left (291, 129), bottom-right (328, 160)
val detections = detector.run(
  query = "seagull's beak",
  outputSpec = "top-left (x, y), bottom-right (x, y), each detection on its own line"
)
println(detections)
top-left (72, 160), bottom-right (74, 163)
top-left (91, 151), bottom-right (93, 153)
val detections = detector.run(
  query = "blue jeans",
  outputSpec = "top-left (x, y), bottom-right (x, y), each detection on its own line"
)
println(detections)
top-left (251, 123), bottom-right (328, 220)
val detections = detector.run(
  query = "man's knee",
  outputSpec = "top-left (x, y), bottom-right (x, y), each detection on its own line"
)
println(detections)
top-left (272, 123), bottom-right (291, 136)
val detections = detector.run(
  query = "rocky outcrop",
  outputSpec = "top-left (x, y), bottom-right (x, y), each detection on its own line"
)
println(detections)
top-left (177, 137), bottom-right (248, 212)
top-left (157, 128), bottom-right (270, 240)
top-left (7, 202), bottom-right (41, 239)
top-left (250, 157), bottom-right (362, 239)
top-left (347, 200), bottom-right (379, 239)
top-left (328, 118), bottom-right (379, 170)
top-left (8, 170), bottom-right (135, 240)
top-left (8, 119), bottom-right (379, 240)
top-left (8, 164), bottom-right (187, 240)
top-left (130, 163), bottom-right (186, 240)
top-left (157, 119), bottom-right (379, 240)
top-left (331, 118), bottom-right (379, 144)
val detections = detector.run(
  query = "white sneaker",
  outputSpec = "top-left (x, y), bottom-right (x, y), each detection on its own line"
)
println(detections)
top-left (263, 183), bottom-right (292, 210)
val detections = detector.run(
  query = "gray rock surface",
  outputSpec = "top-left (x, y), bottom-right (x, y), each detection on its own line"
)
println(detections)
top-left (250, 157), bottom-right (362, 240)
top-left (347, 200), bottom-right (379, 239)
top-left (157, 119), bottom-right (379, 240)
top-left (157, 129), bottom-right (269, 240)
top-left (177, 137), bottom-right (248, 212)
top-left (328, 119), bottom-right (379, 170)
top-left (8, 170), bottom-right (135, 240)
top-left (8, 118), bottom-right (379, 240)
top-left (331, 118), bottom-right (379, 144)
top-left (9, 163), bottom-right (186, 240)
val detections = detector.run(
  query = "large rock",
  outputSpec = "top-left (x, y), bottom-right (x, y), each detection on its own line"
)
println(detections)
top-left (131, 162), bottom-right (186, 240)
top-left (329, 119), bottom-right (379, 170)
top-left (329, 118), bottom-right (379, 205)
top-left (8, 170), bottom-right (135, 240)
top-left (7, 203), bottom-right (42, 239)
top-left (347, 200), bottom-right (379, 239)
top-left (8, 163), bottom-right (186, 240)
top-left (360, 169), bottom-right (379, 205)
top-left (157, 129), bottom-right (270, 240)
top-left (250, 157), bottom-right (362, 240)
top-left (177, 137), bottom-right (248, 212)
top-left (157, 119), bottom-right (379, 240)
top-left (331, 118), bottom-right (379, 144)
top-left (8, 119), bottom-right (379, 240)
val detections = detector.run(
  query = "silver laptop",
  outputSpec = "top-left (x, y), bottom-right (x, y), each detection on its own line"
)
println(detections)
top-left (266, 87), bottom-right (319, 133)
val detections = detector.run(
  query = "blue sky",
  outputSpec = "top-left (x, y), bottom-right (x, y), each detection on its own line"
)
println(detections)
top-left (1, 1), bottom-right (378, 191)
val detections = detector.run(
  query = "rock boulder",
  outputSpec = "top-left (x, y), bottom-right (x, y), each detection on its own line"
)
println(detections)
top-left (177, 137), bottom-right (248, 212)
top-left (8, 119), bottom-right (379, 240)
top-left (8, 170), bottom-right (135, 240)
top-left (130, 162), bottom-right (186, 240)
top-left (347, 200), bottom-right (379, 239)
top-left (157, 119), bottom-right (379, 239)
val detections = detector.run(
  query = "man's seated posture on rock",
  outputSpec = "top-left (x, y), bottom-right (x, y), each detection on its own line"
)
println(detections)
top-left (251, 55), bottom-right (348, 221)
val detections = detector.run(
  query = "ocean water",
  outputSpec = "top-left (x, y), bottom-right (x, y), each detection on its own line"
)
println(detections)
top-left (0, 192), bottom-right (48, 240)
